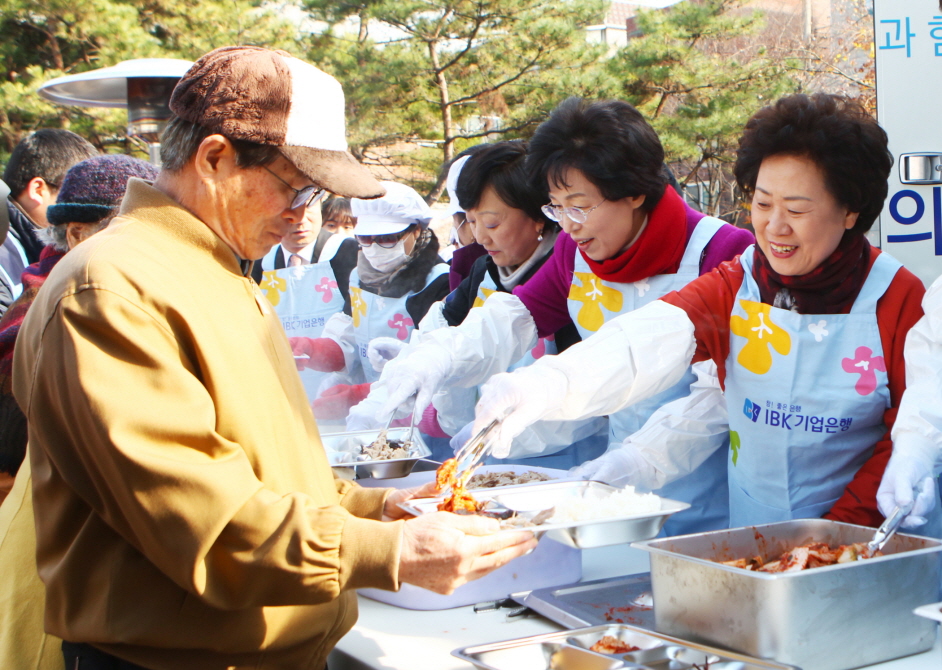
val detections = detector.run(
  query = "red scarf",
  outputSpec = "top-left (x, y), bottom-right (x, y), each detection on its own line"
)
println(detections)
top-left (752, 232), bottom-right (869, 314)
top-left (581, 187), bottom-right (688, 283)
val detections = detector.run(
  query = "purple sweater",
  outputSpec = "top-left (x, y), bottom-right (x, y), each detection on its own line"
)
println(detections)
top-left (513, 204), bottom-right (755, 338)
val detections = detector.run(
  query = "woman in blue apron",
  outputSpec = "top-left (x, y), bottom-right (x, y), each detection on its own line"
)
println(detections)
top-left (364, 98), bottom-right (753, 535)
top-left (290, 181), bottom-right (450, 421)
top-left (427, 141), bottom-right (608, 468)
top-left (471, 93), bottom-right (942, 536)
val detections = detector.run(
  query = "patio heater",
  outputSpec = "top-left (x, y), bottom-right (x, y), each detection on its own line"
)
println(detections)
top-left (38, 58), bottom-right (193, 165)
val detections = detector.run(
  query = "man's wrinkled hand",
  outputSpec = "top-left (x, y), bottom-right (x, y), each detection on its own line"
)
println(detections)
top-left (398, 512), bottom-right (536, 594)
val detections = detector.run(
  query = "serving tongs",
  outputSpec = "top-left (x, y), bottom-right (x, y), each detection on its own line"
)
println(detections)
top-left (440, 418), bottom-right (501, 497)
top-left (861, 499), bottom-right (915, 559)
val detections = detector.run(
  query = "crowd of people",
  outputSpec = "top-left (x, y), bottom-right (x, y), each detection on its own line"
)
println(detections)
top-left (0, 43), bottom-right (939, 670)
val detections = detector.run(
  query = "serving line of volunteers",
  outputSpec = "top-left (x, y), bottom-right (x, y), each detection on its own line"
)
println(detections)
top-left (349, 140), bottom-right (608, 466)
top-left (422, 93), bottom-right (940, 534)
top-left (8, 46), bottom-right (536, 670)
top-left (367, 97), bottom-right (753, 534)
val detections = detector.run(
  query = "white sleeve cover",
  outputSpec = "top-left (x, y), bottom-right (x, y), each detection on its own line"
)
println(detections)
top-left (619, 360), bottom-right (728, 490)
top-left (502, 417), bottom-right (610, 459)
top-left (383, 291), bottom-right (536, 392)
top-left (417, 299), bottom-right (449, 332)
top-left (321, 312), bottom-right (359, 374)
top-left (892, 276), bottom-right (942, 474)
top-left (474, 301), bottom-right (697, 457)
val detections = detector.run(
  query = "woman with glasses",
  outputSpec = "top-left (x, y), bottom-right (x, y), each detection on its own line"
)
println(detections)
top-left (349, 141), bottom-right (607, 467)
top-left (472, 93), bottom-right (941, 535)
top-left (289, 181), bottom-right (450, 421)
top-left (367, 98), bottom-right (752, 533)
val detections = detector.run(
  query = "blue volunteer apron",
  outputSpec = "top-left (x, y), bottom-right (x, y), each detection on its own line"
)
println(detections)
top-left (257, 245), bottom-right (346, 401)
top-left (567, 217), bottom-right (731, 536)
top-left (726, 247), bottom-right (942, 536)
top-left (350, 264), bottom-right (449, 383)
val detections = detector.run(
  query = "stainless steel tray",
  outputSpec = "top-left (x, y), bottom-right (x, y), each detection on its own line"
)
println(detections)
top-left (320, 428), bottom-right (431, 478)
top-left (514, 574), bottom-right (656, 631)
top-left (453, 623), bottom-right (797, 670)
top-left (399, 480), bottom-right (689, 549)
top-left (633, 518), bottom-right (942, 670)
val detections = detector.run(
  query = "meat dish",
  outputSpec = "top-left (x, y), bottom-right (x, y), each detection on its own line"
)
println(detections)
top-left (720, 541), bottom-right (876, 572)
top-left (362, 435), bottom-right (411, 460)
top-left (466, 470), bottom-right (552, 489)
top-left (589, 636), bottom-right (641, 654)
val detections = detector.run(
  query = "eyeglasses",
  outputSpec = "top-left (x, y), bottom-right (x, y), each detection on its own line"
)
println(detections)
top-left (356, 231), bottom-right (408, 249)
top-left (262, 165), bottom-right (326, 210)
top-left (541, 201), bottom-right (604, 224)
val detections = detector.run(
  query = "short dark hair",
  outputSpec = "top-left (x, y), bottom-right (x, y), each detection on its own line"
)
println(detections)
top-left (3, 129), bottom-right (98, 197)
top-left (526, 98), bottom-right (667, 212)
top-left (456, 141), bottom-right (555, 230)
top-left (734, 93), bottom-right (892, 235)
top-left (321, 195), bottom-right (354, 223)
top-left (159, 116), bottom-right (282, 172)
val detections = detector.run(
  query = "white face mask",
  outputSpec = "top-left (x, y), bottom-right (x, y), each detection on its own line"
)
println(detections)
top-left (362, 238), bottom-right (409, 273)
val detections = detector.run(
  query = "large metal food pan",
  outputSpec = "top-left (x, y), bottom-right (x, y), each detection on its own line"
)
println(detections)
top-left (400, 480), bottom-right (689, 549)
top-left (453, 623), bottom-right (796, 670)
top-left (320, 428), bottom-right (431, 478)
top-left (633, 519), bottom-right (942, 670)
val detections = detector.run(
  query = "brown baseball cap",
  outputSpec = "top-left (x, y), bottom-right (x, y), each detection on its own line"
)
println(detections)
top-left (170, 46), bottom-right (384, 199)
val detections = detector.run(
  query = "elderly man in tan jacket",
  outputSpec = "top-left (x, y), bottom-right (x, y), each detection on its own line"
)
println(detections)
top-left (13, 46), bottom-right (535, 670)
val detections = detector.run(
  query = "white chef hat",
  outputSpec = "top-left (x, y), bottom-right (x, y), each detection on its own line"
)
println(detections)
top-left (351, 181), bottom-right (433, 235)
top-left (441, 155), bottom-right (472, 217)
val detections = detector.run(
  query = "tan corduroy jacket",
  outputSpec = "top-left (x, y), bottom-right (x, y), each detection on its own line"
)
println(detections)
top-left (13, 179), bottom-right (403, 670)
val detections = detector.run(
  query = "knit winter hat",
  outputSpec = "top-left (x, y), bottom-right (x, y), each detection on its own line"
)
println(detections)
top-left (47, 154), bottom-right (159, 226)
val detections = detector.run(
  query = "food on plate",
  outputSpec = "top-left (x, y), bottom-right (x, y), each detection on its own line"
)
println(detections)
top-left (435, 458), bottom-right (480, 513)
top-left (589, 636), bottom-right (641, 654)
top-left (466, 470), bottom-right (553, 489)
top-left (362, 434), bottom-right (411, 460)
top-left (720, 541), bottom-right (877, 572)
top-left (548, 486), bottom-right (660, 524)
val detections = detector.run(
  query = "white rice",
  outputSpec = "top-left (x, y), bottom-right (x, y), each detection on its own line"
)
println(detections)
top-left (549, 486), bottom-right (661, 524)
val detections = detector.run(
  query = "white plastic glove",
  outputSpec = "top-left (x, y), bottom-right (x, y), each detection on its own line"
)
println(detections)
top-left (570, 447), bottom-right (658, 490)
top-left (346, 383), bottom-right (387, 431)
top-left (884, 275), bottom-right (942, 527)
top-left (877, 446), bottom-right (937, 528)
top-left (378, 343), bottom-right (454, 426)
top-left (366, 337), bottom-right (406, 373)
top-left (472, 300), bottom-right (696, 459)
top-left (474, 367), bottom-right (570, 459)
top-left (449, 421), bottom-right (475, 455)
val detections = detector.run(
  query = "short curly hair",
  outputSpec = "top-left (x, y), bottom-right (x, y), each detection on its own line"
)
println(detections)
top-left (734, 93), bottom-right (892, 235)
top-left (456, 140), bottom-right (555, 231)
top-left (526, 98), bottom-right (667, 212)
